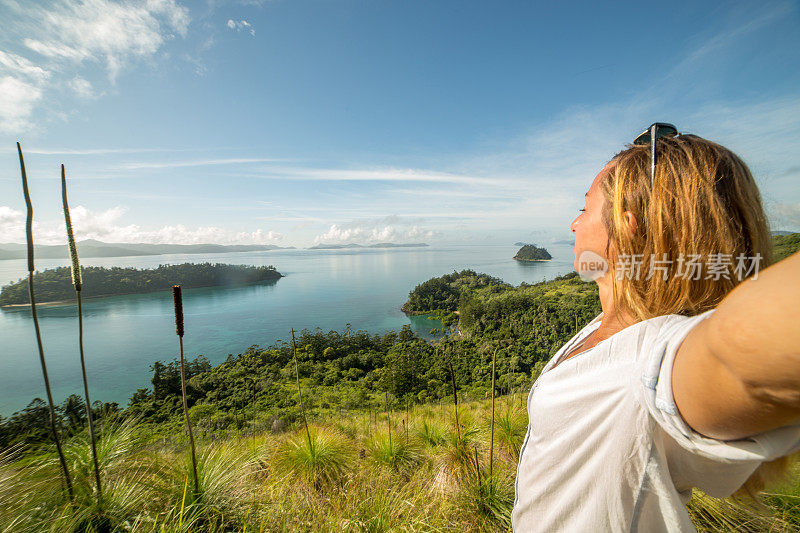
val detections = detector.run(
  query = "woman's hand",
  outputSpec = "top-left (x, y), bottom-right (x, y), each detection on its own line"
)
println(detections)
top-left (672, 249), bottom-right (800, 440)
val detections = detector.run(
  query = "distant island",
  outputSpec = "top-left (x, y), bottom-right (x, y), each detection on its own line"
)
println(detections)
top-left (0, 263), bottom-right (283, 306)
top-left (308, 242), bottom-right (429, 250)
top-left (0, 239), bottom-right (292, 261)
top-left (514, 244), bottom-right (552, 262)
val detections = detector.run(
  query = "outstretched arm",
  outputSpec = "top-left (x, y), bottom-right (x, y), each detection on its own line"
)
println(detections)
top-left (672, 250), bottom-right (800, 440)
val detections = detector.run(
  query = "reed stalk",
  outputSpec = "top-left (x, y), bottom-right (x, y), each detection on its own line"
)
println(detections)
top-left (291, 328), bottom-right (313, 451)
top-left (17, 142), bottom-right (74, 501)
top-left (490, 347), bottom-right (497, 479)
top-left (61, 164), bottom-right (103, 507)
top-left (473, 445), bottom-right (482, 481)
top-left (173, 285), bottom-right (199, 494)
top-left (385, 391), bottom-right (392, 449)
top-left (448, 361), bottom-right (461, 441)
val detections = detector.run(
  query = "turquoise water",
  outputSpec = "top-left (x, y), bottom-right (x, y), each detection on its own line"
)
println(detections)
top-left (0, 243), bottom-right (576, 415)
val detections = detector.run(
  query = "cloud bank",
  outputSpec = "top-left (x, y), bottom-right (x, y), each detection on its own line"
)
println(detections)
top-left (0, 205), bottom-right (282, 245)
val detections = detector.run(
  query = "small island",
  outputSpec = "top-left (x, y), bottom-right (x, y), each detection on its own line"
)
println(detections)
top-left (0, 263), bottom-right (283, 306)
top-left (513, 244), bottom-right (552, 262)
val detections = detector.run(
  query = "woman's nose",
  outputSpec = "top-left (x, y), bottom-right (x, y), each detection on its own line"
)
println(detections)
top-left (570, 217), bottom-right (578, 233)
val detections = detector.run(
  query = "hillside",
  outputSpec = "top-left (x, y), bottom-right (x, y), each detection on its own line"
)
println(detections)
top-left (773, 232), bottom-right (800, 262)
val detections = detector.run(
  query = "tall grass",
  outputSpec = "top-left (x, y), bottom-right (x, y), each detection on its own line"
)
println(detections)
top-left (489, 347), bottom-right (497, 478)
top-left (1, 394), bottom-right (797, 531)
top-left (416, 417), bottom-right (447, 448)
top-left (172, 285), bottom-right (199, 495)
top-left (272, 426), bottom-right (352, 487)
top-left (61, 164), bottom-right (103, 506)
top-left (367, 429), bottom-right (422, 472)
top-left (17, 141), bottom-right (73, 502)
top-left (290, 328), bottom-right (313, 451)
top-left (495, 400), bottom-right (526, 460)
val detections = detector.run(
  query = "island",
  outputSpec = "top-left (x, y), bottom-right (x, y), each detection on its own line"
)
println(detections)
top-left (308, 242), bottom-right (429, 250)
top-left (0, 263), bottom-right (283, 306)
top-left (0, 239), bottom-right (292, 261)
top-left (513, 244), bottom-right (552, 262)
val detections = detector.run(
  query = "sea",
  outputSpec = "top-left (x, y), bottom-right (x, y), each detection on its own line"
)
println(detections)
top-left (0, 243), bottom-right (576, 415)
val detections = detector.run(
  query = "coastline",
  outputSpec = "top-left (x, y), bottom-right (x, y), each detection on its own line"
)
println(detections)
top-left (0, 276), bottom-right (283, 308)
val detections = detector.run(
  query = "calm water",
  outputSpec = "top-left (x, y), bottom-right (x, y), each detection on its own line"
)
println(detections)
top-left (0, 243), bottom-right (576, 415)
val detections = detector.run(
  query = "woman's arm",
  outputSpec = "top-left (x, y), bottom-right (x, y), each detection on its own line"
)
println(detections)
top-left (672, 249), bottom-right (800, 440)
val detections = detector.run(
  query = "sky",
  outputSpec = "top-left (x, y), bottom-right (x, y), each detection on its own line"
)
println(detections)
top-left (0, 0), bottom-right (799, 248)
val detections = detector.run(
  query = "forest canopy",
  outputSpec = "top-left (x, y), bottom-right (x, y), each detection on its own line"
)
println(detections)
top-left (0, 263), bottom-right (282, 306)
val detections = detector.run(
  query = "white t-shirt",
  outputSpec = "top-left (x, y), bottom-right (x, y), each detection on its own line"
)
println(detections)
top-left (511, 310), bottom-right (800, 532)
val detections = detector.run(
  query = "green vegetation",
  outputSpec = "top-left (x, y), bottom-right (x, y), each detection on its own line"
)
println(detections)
top-left (513, 244), bottom-right (552, 261)
top-left (773, 232), bottom-right (800, 262)
top-left (2, 399), bottom-right (798, 532)
top-left (2, 234), bottom-right (799, 530)
top-left (0, 263), bottom-right (282, 306)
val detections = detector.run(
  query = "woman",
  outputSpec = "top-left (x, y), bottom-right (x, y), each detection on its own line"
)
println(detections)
top-left (511, 125), bottom-right (800, 532)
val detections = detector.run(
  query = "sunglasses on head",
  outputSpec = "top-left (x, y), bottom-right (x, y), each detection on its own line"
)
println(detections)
top-left (633, 122), bottom-right (678, 187)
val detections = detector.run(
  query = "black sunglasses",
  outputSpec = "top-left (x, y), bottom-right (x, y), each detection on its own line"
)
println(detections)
top-left (633, 122), bottom-right (678, 187)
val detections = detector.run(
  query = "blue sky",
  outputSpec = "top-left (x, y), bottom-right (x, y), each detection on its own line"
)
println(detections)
top-left (1, 0), bottom-right (799, 247)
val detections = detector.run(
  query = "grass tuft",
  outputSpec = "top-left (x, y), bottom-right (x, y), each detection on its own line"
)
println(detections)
top-left (367, 430), bottom-right (422, 472)
top-left (273, 426), bottom-right (353, 487)
top-left (494, 401), bottom-right (527, 460)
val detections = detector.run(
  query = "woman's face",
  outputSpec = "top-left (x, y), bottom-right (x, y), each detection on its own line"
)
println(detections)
top-left (570, 163), bottom-right (612, 278)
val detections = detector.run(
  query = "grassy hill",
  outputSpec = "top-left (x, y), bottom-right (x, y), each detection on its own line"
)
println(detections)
top-left (2, 235), bottom-right (798, 531)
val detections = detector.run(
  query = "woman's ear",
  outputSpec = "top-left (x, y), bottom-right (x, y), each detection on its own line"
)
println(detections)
top-left (623, 211), bottom-right (638, 235)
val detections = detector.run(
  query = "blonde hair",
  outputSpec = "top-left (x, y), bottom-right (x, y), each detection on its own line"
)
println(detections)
top-left (600, 134), bottom-right (773, 322)
top-left (600, 134), bottom-right (788, 497)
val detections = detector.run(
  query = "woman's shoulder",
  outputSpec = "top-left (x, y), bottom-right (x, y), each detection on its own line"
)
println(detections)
top-left (598, 309), bottom-right (716, 371)
top-left (623, 309), bottom-right (716, 343)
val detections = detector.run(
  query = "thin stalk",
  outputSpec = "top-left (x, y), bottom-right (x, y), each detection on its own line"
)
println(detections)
top-left (385, 391), bottom-right (392, 449)
top-left (61, 164), bottom-right (102, 506)
top-left (251, 377), bottom-right (257, 448)
top-left (291, 329), bottom-right (312, 451)
top-left (173, 285), bottom-right (199, 494)
top-left (490, 347), bottom-right (497, 479)
top-left (405, 397), bottom-right (409, 442)
top-left (18, 143), bottom-right (73, 502)
top-left (448, 361), bottom-right (461, 441)
top-left (473, 445), bottom-right (482, 482)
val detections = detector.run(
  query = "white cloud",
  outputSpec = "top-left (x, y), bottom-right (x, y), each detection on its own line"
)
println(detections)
top-left (771, 202), bottom-right (800, 231)
top-left (0, 76), bottom-right (44, 134)
top-left (244, 166), bottom-right (512, 187)
top-left (226, 18), bottom-right (255, 35)
top-left (0, 206), bottom-right (25, 242)
top-left (0, 50), bottom-right (51, 83)
top-left (0, 205), bottom-right (283, 245)
top-left (68, 76), bottom-right (95, 99)
top-left (26, 147), bottom-right (177, 155)
top-left (313, 216), bottom-right (436, 245)
top-left (22, 0), bottom-right (189, 81)
top-left (119, 157), bottom-right (284, 170)
top-left (0, 0), bottom-right (190, 133)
